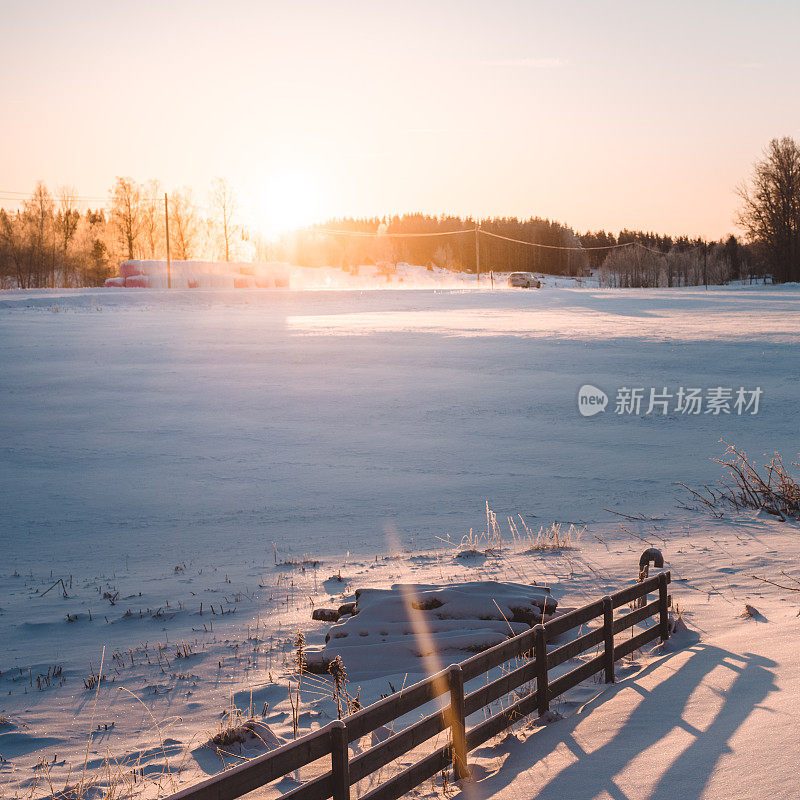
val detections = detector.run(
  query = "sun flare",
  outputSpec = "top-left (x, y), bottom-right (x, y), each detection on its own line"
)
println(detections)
top-left (247, 168), bottom-right (323, 239)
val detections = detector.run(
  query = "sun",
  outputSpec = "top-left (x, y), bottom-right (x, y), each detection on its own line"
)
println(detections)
top-left (248, 168), bottom-right (323, 239)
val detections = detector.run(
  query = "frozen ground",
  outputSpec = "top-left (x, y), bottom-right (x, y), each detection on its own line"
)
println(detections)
top-left (2, 282), bottom-right (799, 577)
top-left (1, 282), bottom-right (799, 799)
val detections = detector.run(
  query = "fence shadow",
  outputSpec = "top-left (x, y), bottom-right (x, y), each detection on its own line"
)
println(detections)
top-left (459, 642), bottom-right (777, 800)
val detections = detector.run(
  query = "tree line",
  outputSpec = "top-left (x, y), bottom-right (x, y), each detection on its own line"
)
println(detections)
top-left (286, 214), bottom-right (590, 277)
top-left (580, 230), bottom-right (754, 288)
top-left (293, 138), bottom-right (799, 287)
top-left (584, 137), bottom-right (800, 287)
top-left (2, 137), bottom-right (798, 288)
top-left (288, 216), bottom-right (758, 287)
top-left (0, 177), bottom-right (253, 289)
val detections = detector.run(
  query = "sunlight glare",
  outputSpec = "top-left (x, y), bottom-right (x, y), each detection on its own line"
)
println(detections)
top-left (249, 168), bottom-right (323, 239)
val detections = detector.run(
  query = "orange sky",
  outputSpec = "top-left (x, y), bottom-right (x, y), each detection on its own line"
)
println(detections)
top-left (2, 1), bottom-right (799, 239)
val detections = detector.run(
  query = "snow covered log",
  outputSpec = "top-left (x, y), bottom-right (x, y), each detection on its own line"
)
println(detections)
top-left (312, 608), bottom-right (340, 621)
top-left (316, 581), bottom-right (556, 678)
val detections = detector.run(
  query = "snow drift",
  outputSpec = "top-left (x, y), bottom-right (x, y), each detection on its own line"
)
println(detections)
top-left (106, 259), bottom-right (291, 289)
top-left (104, 259), bottom-right (523, 290)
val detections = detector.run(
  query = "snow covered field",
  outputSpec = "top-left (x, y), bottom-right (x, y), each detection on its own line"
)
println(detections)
top-left (1, 283), bottom-right (799, 799)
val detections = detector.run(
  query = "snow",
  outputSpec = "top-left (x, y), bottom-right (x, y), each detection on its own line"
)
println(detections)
top-left (106, 260), bottom-right (495, 290)
top-left (105, 259), bottom-right (610, 291)
top-left (466, 565), bottom-right (800, 800)
top-left (317, 581), bottom-right (556, 676)
top-left (1, 281), bottom-right (799, 799)
top-left (110, 260), bottom-right (291, 289)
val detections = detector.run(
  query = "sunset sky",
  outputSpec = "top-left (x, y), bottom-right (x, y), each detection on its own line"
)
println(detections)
top-left (2, 0), bottom-right (799, 238)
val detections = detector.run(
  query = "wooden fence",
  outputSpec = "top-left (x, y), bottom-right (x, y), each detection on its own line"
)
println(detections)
top-left (166, 571), bottom-right (670, 800)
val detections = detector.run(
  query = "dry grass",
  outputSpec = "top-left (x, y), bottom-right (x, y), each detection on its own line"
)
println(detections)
top-left (209, 692), bottom-right (283, 755)
top-left (212, 702), bottom-right (252, 747)
top-left (509, 518), bottom-right (582, 552)
top-left (680, 441), bottom-right (800, 520)
top-left (7, 715), bottom-right (188, 800)
top-left (441, 504), bottom-right (583, 558)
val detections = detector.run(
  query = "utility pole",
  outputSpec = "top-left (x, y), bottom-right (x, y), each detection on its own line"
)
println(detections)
top-left (164, 192), bottom-right (171, 289)
top-left (475, 222), bottom-right (480, 282)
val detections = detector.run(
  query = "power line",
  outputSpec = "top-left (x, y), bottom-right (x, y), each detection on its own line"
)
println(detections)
top-left (309, 227), bottom-right (475, 238)
top-left (319, 227), bottom-right (681, 253)
top-left (633, 241), bottom-right (674, 255)
top-left (0, 190), bottom-right (186, 204)
top-left (478, 228), bottom-right (636, 251)
top-left (0, 193), bottom-right (214, 215)
top-left (307, 226), bottom-right (646, 251)
top-left (0, 190), bottom-right (110, 201)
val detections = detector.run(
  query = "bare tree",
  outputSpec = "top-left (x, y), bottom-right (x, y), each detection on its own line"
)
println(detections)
top-left (0, 210), bottom-right (11, 287)
top-left (140, 179), bottom-right (163, 259)
top-left (210, 177), bottom-right (236, 262)
top-left (169, 188), bottom-right (198, 260)
top-left (56, 185), bottom-right (80, 254)
top-left (110, 177), bottom-right (142, 261)
top-left (55, 186), bottom-right (80, 285)
top-left (0, 209), bottom-right (34, 288)
top-left (737, 137), bottom-right (800, 283)
top-left (24, 182), bottom-right (54, 287)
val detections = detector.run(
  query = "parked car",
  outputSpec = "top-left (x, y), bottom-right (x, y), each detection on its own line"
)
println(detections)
top-left (507, 272), bottom-right (541, 288)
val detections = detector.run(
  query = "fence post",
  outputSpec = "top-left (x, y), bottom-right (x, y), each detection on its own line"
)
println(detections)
top-left (602, 596), bottom-right (615, 683)
top-left (330, 720), bottom-right (350, 800)
top-left (658, 572), bottom-right (670, 643)
top-left (533, 624), bottom-right (549, 716)
top-left (638, 548), bottom-right (664, 608)
top-left (448, 664), bottom-right (469, 781)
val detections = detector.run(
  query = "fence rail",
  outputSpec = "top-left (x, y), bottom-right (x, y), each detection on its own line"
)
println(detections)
top-left (166, 571), bottom-right (670, 800)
